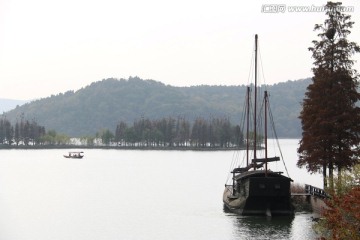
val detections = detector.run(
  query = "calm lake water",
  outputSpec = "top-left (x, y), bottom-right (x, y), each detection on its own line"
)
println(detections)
top-left (0, 139), bottom-right (321, 240)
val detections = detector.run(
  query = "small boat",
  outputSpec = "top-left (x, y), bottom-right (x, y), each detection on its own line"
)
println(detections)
top-left (223, 35), bottom-right (294, 216)
top-left (64, 151), bottom-right (84, 159)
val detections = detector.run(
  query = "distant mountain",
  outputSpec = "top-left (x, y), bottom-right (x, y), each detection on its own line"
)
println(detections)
top-left (2, 77), bottom-right (311, 138)
top-left (0, 98), bottom-right (28, 113)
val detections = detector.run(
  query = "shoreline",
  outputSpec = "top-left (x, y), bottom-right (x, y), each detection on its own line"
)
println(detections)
top-left (0, 145), bottom-right (248, 151)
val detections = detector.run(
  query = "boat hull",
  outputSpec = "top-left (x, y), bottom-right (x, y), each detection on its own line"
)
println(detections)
top-left (223, 189), bottom-right (294, 216)
top-left (223, 171), bottom-right (294, 216)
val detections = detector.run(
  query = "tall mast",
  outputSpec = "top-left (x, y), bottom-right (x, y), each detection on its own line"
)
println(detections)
top-left (253, 34), bottom-right (258, 168)
top-left (264, 91), bottom-right (268, 177)
top-left (246, 86), bottom-right (250, 166)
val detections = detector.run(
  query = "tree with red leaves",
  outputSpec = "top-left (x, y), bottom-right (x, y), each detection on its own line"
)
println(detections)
top-left (317, 186), bottom-right (360, 240)
top-left (298, 1), bottom-right (360, 191)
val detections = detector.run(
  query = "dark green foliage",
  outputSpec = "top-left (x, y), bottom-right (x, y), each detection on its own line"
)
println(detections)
top-left (0, 116), bottom-right (46, 145)
top-left (114, 116), bottom-right (242, 148)
top-left (97, 129), bottom-right (115, 146)
top-left (3, 77), bottom-right (311, 138)
top-left (0, 118), bottom-right (13, 145)
top-left (41, 130), bottom-right (70, 145)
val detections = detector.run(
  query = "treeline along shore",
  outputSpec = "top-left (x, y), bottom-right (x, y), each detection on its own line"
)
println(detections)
top-left (0, 116), bottom-right (259, 150)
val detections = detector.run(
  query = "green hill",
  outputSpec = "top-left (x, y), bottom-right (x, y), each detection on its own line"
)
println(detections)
top-left (3, 77), bottom-right (311, 138)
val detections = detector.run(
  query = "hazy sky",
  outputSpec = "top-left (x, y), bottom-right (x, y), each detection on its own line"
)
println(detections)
top-left (1, 0), bottom-right (359, 100)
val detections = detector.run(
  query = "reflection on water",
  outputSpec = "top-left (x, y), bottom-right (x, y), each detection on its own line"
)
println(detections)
top-left (224, 206), bottom-right (318, 240)
top-left (233, 216), bottom-right (293, 240)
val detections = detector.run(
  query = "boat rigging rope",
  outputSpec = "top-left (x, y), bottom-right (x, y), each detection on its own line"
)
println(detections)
top-left (268, 104), bottom-right (291, 178)
top-left (225, 149), bottom-right (246, 184)
top-left (225, 90), bottom-right (249, 184)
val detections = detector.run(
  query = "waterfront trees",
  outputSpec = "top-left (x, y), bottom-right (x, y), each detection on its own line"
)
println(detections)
top-left (114, 116), bottom-right (243, 148)
top-left (98, 129), bottom-right (115, 146)
top-left (298, 2), bottom-right (360, 191)
top-left (0, 118), bottom-right (13, 145)
top-left (0, 117), bottom-right (46, 146)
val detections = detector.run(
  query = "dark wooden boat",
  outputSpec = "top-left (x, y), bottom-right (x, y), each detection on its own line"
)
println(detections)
top-left (223, 35), bottom-right (294, 216)
top-left (63, 151), bottom-right (84, 159)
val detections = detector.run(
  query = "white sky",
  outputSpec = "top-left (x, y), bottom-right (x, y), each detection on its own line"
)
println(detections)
top-left (1, 0), bottom-right (359, 100)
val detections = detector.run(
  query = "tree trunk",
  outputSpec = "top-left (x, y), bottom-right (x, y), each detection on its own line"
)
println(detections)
top-left (329, 162), bottom-right (334, 193)
top-left (323, 163), bottom-right (327, 189)
top-left (337, 166), bottom-right (342, 194)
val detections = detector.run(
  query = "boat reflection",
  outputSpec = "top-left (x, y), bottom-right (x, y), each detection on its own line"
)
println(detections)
top-left (223, 206), bottom-right (296, 239)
